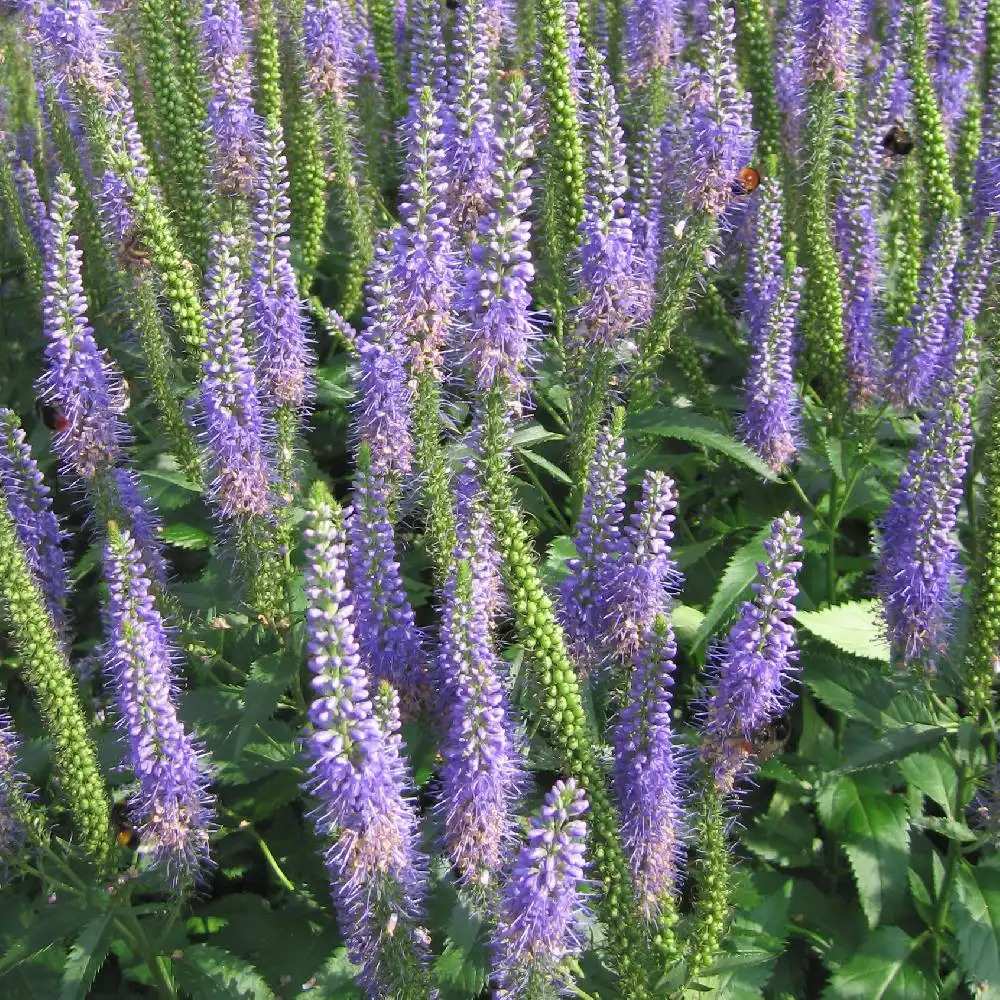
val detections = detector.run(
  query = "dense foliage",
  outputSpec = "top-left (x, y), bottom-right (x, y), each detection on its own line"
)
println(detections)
top-left (1, 0), bottom-right (999, 996)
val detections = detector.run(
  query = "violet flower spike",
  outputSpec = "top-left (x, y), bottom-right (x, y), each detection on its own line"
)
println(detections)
top-left (702, 512), bottom-right (803, 787)
top-left (932, 0), bottom-right (987, 140)
top-left (454, 459), bottom-right (503, 627)
top-left (436, 559), bottom-right (521, 892)
top-left (678, 0), bottom-right (756, 216)
top-left (248, 123), bottom-right (312, 411)
top-left (37, 174), bottom-right (128, 482)
top-left (302, 492), bottom-right (430, 995)
top-left (629, 119), bottom-right (665, 327)
top-left (102, 524), bottom-right (214, 880)
top-left (625, 0), bottom-right (680, 85)
top-left (201, 0), bottom-right (258, 195)
top-left (461, 77), bottom-right (537, 398)
top-left (0, 408), bottom-right (71, 632)
top-left (800, 0), bottom-right (860, 90)
top-left (32, 0), bottom-right (116, 98)
top-left (303, 0), bottom-right (354, 107)
top-left (103, 466), bottom-right (170, 588)
top-left (352, 240), bottom-right (415, 481)
top-left (740, 177), bottom-right (802, 471)
top-left (198, 228), bottom-right (273, 520)
top-left (887, 212), bottom-right (962, 410)
top-left (12, 158), bottom-right (47, 252)
top-left (492, 778), bottom-right (590, 996)
top-left (612, 615), bottom-right (686, 918)
top-left (0, 702), bottom-right (32, 864)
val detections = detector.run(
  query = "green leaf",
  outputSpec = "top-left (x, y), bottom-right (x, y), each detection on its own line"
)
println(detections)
top-left (58, 910), bottom-right (115, 1000)
top-left (817, 776), bottom-right (909, 927)
top-left (690, 527), bottom-right (771, 651)
top-left (952, 858), bottom-right (1000, 991)
top-left (234, 653), bottom-right (299, 757)
top-left (627, 407), bottom-right (777, 480)
top-left (162, 523), bottom-right (213, 550)
top-left (173, 945), bottom-right (275, 1000)
top-left (516, 447), bottom-right (572, 484)
top-left (822, 927), bottom-right (929, 998)
top-left (672, 604), bottom-right (706, 647)
top-left (512, 423), bottom-right (564, 446)
top-left (834, 725), bottom-right (949, 774)
top-left (898, 751), bottom-right (959, 814)
top-left (295, 949), bottom-right (362, 999)
top-left (794, 600), bottom-right (890, 663)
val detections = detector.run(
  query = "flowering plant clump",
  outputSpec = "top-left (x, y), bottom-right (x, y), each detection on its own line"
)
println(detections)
top-left (1, 0), bottom-right (1000, 996)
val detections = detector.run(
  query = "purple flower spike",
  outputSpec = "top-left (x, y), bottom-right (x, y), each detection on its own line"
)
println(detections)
top-left (105, 466), bottom-right (170, 588)
top-left (249, 123), bottom-right (312, 411)
top-left (347, 451), bottom-right (424, 698)
top-left (302, 492), bottom-right (430, 995)
top-left (775, 0), bottom-right (804, 152)
top-left (198, 228), bottom-right (273, 520)
top-left (0, 701), bottom-right (32, 863)
top-left (436, 559), bottom-right (521, 891)
top-left (878, 232), bottom-right (992, 667)
top-left (393, 84), bottom-right (456, 376)
top-left (976, 71), bottom-right (1000, 219)
top-left (454, 459), bottom-right (503, 627)
top-left (564, 0), bottom-right (584, 98)
top-left (800, 0), bottom-right (860, 90)
top-left (0, 408), bottom-right (70, 632)
top-left (933, 0), bottom-right (987, 140)
top-left (446, 0), bottom-right (496, 227)
top-left (625, 0), bottom-right (680, 85)
top-left (702, 513), bottom-right (802, 787)
top-left (38, 174), bottom-right (128, 482)
top-left (740, 178), bottom-right (802, 471)
top-left (573, 51), bottom-right (642, 353)
top-left (32, 0), bottom-right (116, 97)
top-left (461, 78), bottom-right (537, 397)
top-left (887, 212), bottom-right (962, 410)
top-left (613, 616), bottom-right (686, 918)
top-left (560, 421), bottom-right (628, 664)
top-left (12, 158), bottom-right (47, 251)
top-left (303, 0), bottom-right (354, 107)
top-left (607, 470), bottom-right (681, 657)
top-left (678, 0), bottom-right (755, 216)
top-left (834, 61), bottom-right (894, 407)
top-left (353, 240), bottom-right (415, 482)
top-left (630, 120), bottom-right (665, 326)
top-left (103, 524), bottom-right (214, 880)
top-left (201, 0), bottom-right (258, 195)
top-left (493, 778), bottom-right (590, 996)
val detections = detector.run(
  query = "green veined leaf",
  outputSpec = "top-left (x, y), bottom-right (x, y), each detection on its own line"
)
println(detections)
top-left (234, 653), bottom-right (300, 758)
top-left (822, 927), bottom-right (929, 998)
top-left (817, 776), bottom-right (909, 928)
top-left (626, 407), bottom-right (777, 481)
top-left (516, 447), bottom-right (573, 484)
top-left (951, 858), bottom-right (1000, 991)
top-left (834, 725), bottom-right (949, 774)
top-left (162, 523), bottom-right (213, 551)
top-left (512, 423), bottom-right (564, 446)
top-left (672, 604), bottom-right (706, 648)
top-left (794, 600), bottom-right (890, 663)
top-left (59, 910), bottom-right (115, 1000)
top-left (173, 944), bottom-right (275, 1000)
top-left (898, 751), bottom-right (959, 814)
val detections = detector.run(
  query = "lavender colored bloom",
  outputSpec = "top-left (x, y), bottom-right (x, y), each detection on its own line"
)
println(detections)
top-left (461, 78), bottom-right (536, 396)
top-left (740, 178), bottom-right (802, 471)
top-left (564, 0), bottom-right (584, 98)
top-left (775, 0), bottom-right (804, 152)
top-left (976, 72), bottom-right (1000, 219)
top-left (573, 51), bottom-right (642, 353)
top-left (630, 120), bottom-right (665, 327)
top-left (393, 84), bottom-right (456, 375)
top-left (406, 0), bottom-right (446, 99)
top-left (493, 778), bottom-right (590, 996)
top-left (37, 174), bottom-right (128, 481)
top-left (12, 159), bottom-right (47, 251)
top-left (445, 0), bottom-right (496, 227)
top-left (932, 0), bottom-right (987, 139)
top-left (32, 0), bottom-right (116, 97)
top-left (702, 513), bottom-right (802, 786)
top-left (625, 0), bottom-right (680, 85)
top-left (248, 124), bottom-right (312, 410)
top-left (887, 212), bottom-right (962, 409)
top-left (878, 231), bottom-right (992, 666)
top-left (436, 559), bottom-right (521, 891)
top-left (800, 0), bottom-right (860, 90)
top-left (103, 524), bottom-right (214, 879)
top-left (454, 459), bottom-right (503, 627)
top-left (0, 701), bottom-right (33, 864)
top-left (302, 493), bottom-right (429, 994)
top-left (0, 409), bottom-right (70, 630)
top-left (97, 98), bottom-right (152, 249)
top-left (303, 0), bottom-right (354, 106)
top-left (198, 228), bottom-right (272, 519)
top-left (612, 615), bottom-right (686, 917)
top-left (834, 61), bottom-right (894, 407)
top-left (353, 239), bottom-right (414, 480)
top-left (560, 422), bottom-right (627, 663)
top-left (347, 452), bottom-right (424, 697)
top-left (201, 0), bottom-right (258, 195)
top-left (104, 466), bottom-right (169, 588)
top-left (678, 0), bottom-right (755, 216)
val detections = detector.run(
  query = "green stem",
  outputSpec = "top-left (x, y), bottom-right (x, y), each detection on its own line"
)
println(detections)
top-left (827, 473), bottom-right (840, 604)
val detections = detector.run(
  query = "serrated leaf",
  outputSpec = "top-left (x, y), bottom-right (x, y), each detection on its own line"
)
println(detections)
top-left (627, 407), bottom-right (777, 480)
top-left (794, 600), bottom-right (889, 663)
top-left (162, 523), bottom-right (213, 551)
top-left (690, 527), bottom-right (771, 651)
top-left (516, 447), bottom-right (572, 484)
top-left (817, 776), bottom-right (909, 927)
top-left (140, 468), bottom-right (201, 492)
top-left (173, 944), bottom-right (275, 1000)
top-left (234, 653), bottom-right (299, 757)
top-left (898, 751), bottom-right (958, 814)
top-left (672, 604), bottom-right (705, 647)
top-left (834, 725), bottom-right (949, 774)
top-left (59, 910), bottom-right (115, 1000)
top-left (822, 927), bottom-right (929, 998)
top-left (512, 423), bottom-right (564, 446)
top-left (296, 949), bottom-right (362, 999)
top-left (952, 858), bottom-right (1000, 991)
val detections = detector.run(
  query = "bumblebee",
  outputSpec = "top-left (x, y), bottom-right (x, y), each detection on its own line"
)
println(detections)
top-left (35, 399), bottom-right (69, 433)
top-left (116, 231), bottom-right (153, 273)
top-left (881, 122), bottom-right (915, 157)
top-left (734, 165), bottom-right (762, 195)
top-left (111, 800), bottom-right (141, 851)
top-left (726, 714), bottom-right (792, 764)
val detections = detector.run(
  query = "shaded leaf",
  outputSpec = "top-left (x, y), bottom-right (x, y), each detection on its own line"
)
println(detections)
top-left (822, 927), bottom-right (929, 998)
top-left (516, 447), bottom-right (572, 484)
top-left (162, 523), bottom-right (213, 551)
top-left (794, 600), bottom-right (890, 663)
top-left (173, 944), bottom-right (274, 1000)
top-left (58, 910), bottom-right (115, 1000)
top-left (952, 858), bottom-right (1000, 991)
top-left (234, 653), bottom-right (300, 757)
top-left (834, 725), bottom-right (949, 774)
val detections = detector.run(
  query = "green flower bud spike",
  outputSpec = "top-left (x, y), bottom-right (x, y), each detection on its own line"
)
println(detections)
top-left (735, 0), bottom-right (781, 162)
top-left (0, 493), bottom-right (111, 865)
top-left (255, 0), bottom-right (284, 126)
top-left (479, 385), bottom-right (654, 997)
top-left (367, 0), bottom-right (405, 121)
top-left (0, 153), bottom-right (43, 295)
top-left (885, 157), bottom-right (923, 331)
top-left (953, 91), bottom-right (983, 211)
top-left (686, 779), bottom-right (731, 983)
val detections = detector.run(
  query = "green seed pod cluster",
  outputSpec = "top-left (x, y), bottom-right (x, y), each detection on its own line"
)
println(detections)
top-left (255, 0), bottom-right (284, 127)
top-left (686, 781), bottom-right (731, 982)
top-left (735, 0), bottom-right (781, 162)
